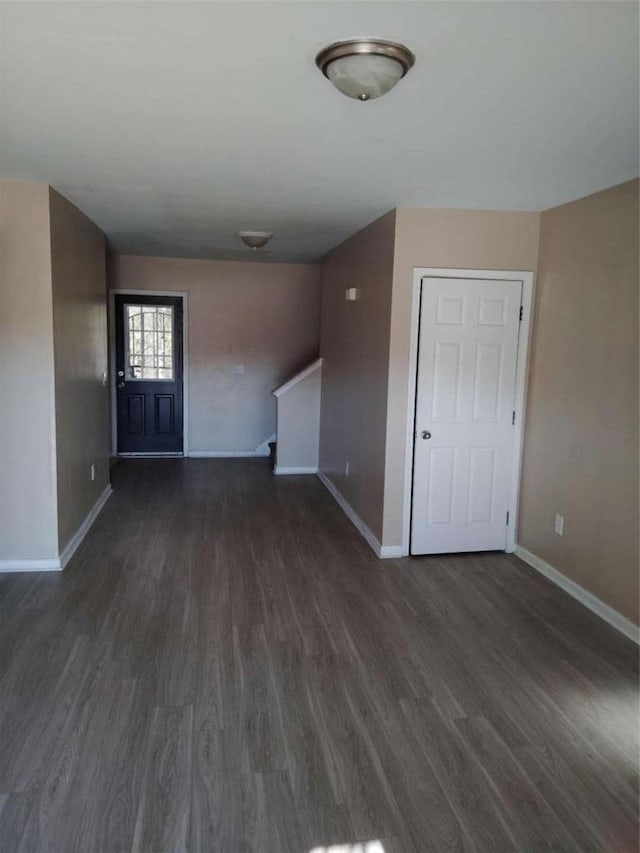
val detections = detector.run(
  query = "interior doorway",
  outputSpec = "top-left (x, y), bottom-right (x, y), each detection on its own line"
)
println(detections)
top-left (405, 269), bottom-right (534, 556)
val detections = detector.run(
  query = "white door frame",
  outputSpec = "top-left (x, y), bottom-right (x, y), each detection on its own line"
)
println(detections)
top-left (108, 289), bottom-right (190, 457)
top-left (402, 268), bottom-right (535, 556)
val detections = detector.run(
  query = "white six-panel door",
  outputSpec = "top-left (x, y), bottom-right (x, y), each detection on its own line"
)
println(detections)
top-left (411, 277), bottom-right (523, 554)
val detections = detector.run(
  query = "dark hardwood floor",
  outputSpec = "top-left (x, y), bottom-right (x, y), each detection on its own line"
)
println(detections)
top-left (0, 459), bottom-right (638, 853)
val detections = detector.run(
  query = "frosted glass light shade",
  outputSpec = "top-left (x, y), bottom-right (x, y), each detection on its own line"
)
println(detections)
top-left (239, 231), bottom-right (273, 249)
top-left (316, 39), bottom-right (415, 102)
top-left (326, 53), bottom-right (404, 101)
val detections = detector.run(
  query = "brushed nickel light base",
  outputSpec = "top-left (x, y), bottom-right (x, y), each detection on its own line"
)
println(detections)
top-left (316, 38), bottom-right (415, 100)
top-left (239, 231), bottom-right (273, 250)
top-left (315, 38), bottom-right (415, 78)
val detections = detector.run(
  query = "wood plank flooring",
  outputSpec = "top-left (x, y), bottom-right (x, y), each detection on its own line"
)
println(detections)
top-left (0, 458), bottom-right (638, 852)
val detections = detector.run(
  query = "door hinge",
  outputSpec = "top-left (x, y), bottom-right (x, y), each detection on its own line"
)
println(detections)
top-left (506, 511), bottom-right (510, 526)
top-left (519, 306), bottom-right (524, 322)
top-left (512, 411), bottom-right (516, 425)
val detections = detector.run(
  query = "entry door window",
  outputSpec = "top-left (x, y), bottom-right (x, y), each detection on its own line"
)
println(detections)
top-left (125, 304), bottom-right (174, 380)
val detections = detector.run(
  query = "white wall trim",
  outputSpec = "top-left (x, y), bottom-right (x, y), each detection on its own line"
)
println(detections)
top-left (379, 543), bottom-right (404, 558)
top-left (273, 358), bottom-right (322, 398)
top-left (59, 485), bottom-right (113, 569)
top-left (109, 289), bottom-right (190, 456)
top-left (402, 268), bottom-right (535, 557)
top-left (0, 483), bottom-right (113, 574)
top-left (275, 466), bottom-right (318, 475)
top-left (189, 450), bottom-right (262, 458)
top-left (255, 433), bottom-right (276, 457)
top-left (0, 558), bottom-right (62, 573)
top-left (189, 434), bottom-right (274, 459)
top-left (317, 470), bottom-right (403, 559)
top-left (515, 545), bottom-right (639, 645)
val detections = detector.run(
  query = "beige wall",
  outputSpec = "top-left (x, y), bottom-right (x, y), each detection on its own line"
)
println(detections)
top-left (50, 189), bottom-right (110, 553)
top-left (108, 255), bottom-right (321, 453)
top-left (383, 208), bottom-right (542, 545)
top-left (319, 211), bottom-right (396, 541)
top-left (0, 181), bottom-right (59, 560)
top-left (519, 180), bottom-right (639, 624)
top-left (275, 366), bottom-right (321, 472)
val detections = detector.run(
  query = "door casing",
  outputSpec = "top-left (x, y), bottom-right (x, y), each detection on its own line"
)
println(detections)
top-left (402, 268), bottom-right (534, 557)
top-left (109, 289), bottom-right (190, 456)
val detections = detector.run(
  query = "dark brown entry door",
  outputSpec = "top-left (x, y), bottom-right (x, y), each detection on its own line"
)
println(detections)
top-left (115, 294), bottom-right (183, 453)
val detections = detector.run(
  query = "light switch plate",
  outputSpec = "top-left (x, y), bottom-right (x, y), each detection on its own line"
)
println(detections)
top-left (554, 514), bottom-right (564, 536)
top-left (233, 364), bottom-right (245, 374)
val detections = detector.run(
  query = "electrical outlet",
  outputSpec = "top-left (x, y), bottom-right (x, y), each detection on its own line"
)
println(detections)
top-left (345, 461), bottom-right (350, 477)
top-left (90, 464), bottom-right (96, 482)
top-left (233, 364), bottom-right (245, 374)
top-left (554, 514), bottom-right (564, 536)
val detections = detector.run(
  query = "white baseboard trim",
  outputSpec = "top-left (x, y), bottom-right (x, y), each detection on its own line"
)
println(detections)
top-left (59, 485), bottom-right (113, 570)
top-left (380, 544), bottom-right (404, 558)
top-left (255, 433), bottom-right (276, 457)
top-left (189, 450), bottom-right (260, 458)
top-left (0, 484), bottom-right (112, 574)
top-left (0, 557), bottom-right (62, 573)
top-left (317, 470), bottom-right (402, 559)
top-left (515, 545), bottom-right (639, 644)
top-left (275, 466), bottom-right (318, 475)
top-left (190, 434), bottom-right (275, 459)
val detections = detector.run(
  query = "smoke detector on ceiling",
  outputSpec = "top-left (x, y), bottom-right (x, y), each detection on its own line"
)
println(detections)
top-left (239, 231), bottom-right (273, 250)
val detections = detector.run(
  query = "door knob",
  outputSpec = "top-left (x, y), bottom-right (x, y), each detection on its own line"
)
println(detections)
top-left (117, 381), bottom-right (125, 389)
top-left (421, 430), bottom-right (432, 440)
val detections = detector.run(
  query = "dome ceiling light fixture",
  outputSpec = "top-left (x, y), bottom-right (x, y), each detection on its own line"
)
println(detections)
top-left (238, 231), bottom-right (273, 250)
top-left (315, 38), bottom-right (415, 101)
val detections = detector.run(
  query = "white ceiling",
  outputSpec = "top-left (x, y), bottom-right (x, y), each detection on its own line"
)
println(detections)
top-left (1, 1), bottom-right (638, 263)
